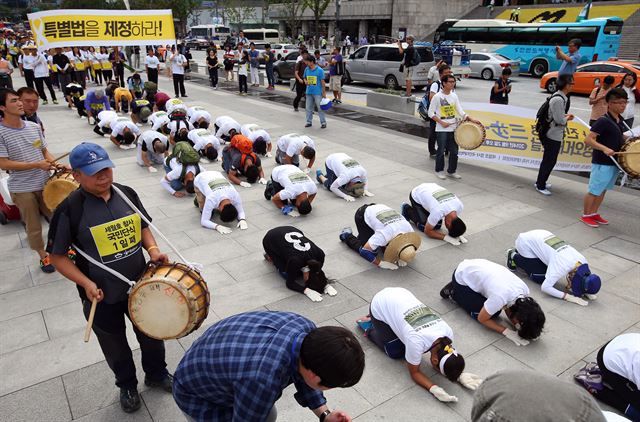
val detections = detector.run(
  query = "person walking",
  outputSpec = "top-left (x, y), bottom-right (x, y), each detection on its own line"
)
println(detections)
top-left (398, 35), bottom-right (419, 97)
top-left (588, 75), bottom-right (614, 126)
top-left (303, 55), bottom-right (327, 129)
top-left (264, 44), bottom-right (275, 90)
top-left (329, 47), bottom-right (343, 103)
top-left (206, 49), bottom-right (219, 89)
top-left (535, 74), bottom-right (574, 196)
top-left (144, 48), bottom-right (160, 85)
top-left (489, 67), bottom-right (512, 105)
top-left (293, 51), bottom-right (308, 112)
top-left (556, 38), bottom-right (582, 76)
top-left (168, 46), bottom-right (187, 98)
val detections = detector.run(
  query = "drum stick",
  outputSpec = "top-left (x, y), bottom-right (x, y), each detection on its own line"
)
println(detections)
top-left (614, 151), bottom-right (640, 155)
top-left (51, 152), bottom-right (70, 163)
top-left (83, 297), bottom-right (98, 343)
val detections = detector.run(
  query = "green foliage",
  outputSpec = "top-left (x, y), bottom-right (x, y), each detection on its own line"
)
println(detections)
top-left (217, 0), bottom-right (257, 25)
top-left (373, 88), bottom-right (406, 96)
top-left (303, 0), bottom-right (330, 47)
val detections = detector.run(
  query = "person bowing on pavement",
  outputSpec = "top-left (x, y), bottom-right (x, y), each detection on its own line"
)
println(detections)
top-left (316, 152), bottom-right (374, 202)
top-left (264, 164), bottom-right (317, 217)
top-left (193, 170), bottom-right (247, 235)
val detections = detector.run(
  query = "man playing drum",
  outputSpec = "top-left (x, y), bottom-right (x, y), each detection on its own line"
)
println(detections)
top-left (47, 143), bottom-right (173, 414)
top-left (581, 88), bottom-right (632, 228)
top-left (0, 89), bottom-right (61, 273)
top-left (401, 183), bottom-right (467, 246)
top-left (193, 170), bottom-right (247, 234)
top-left (427, 74), bottom-right (482, 180)
top-left (316, 152), bottom-right (374, 201)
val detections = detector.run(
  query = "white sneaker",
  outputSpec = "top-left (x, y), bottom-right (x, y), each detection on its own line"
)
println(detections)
top-left (447, 173), bottom-right (462, 179)
top-left (436, 172), bottom-right (446, 180)
top-left (534, 183), bottom-right (552, 196)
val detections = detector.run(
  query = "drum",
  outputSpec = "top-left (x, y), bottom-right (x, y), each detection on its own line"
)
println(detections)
top-left (43, 171), bottom-right (79, 211)
top-left (128, 262), bottom-right (210, 340)
top-left (454, 121), bottom-right (486, 150)
top-left (618, 138), bottom-right (640, 179)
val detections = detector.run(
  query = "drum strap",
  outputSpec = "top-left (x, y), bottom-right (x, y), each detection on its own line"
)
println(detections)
top-left (71, 244), bottom-right (136, 292)
top-left (606, 116), bottom-right (632, 187)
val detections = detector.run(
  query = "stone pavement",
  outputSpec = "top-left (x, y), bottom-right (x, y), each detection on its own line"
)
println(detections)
top-left (1, 73), bottom-right (639, 422)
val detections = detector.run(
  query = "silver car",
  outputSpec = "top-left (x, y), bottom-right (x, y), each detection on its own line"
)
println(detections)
top-left (469, 52), bottom-right (520, 80)
top-left (344, 43), bottom-right (435, 90)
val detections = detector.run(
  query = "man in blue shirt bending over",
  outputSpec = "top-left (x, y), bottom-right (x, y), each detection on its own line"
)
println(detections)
top-left (173, 311), bottom-right (365, 422)
top-left (303, 55), bottom-right (327, 129)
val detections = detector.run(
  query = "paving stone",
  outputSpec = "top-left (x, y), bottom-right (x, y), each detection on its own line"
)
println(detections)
top-left (277, 382), bottom-right (373, 421)
top-left (0, 266), bottom-right (32, 295)
top-left (605, 265), bottom-right (640, 305)
top-left (592, 237), bottom-right (640, 264)
top-left (581, 247), bottom-right (637, 276)
top-left (72, 402), bottom-right (152, 422)
top-left (0, 280), bottom-right (78, 322)
top-left (0, 377), bottom-right (71, 422)
top-left (0, 311), bottom-right (48, 355)
top-left (42, 301), bottom-right (87, 339)
top-left (141, 387), bottom-right (186, 422)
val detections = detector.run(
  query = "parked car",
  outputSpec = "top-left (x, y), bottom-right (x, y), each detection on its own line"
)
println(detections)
top-left (469, 52), bottom-right (520, 80)
top-left (540, 59), bottom-right (640, 94)
top-left (272, 44), bottom-right (298, 60)
top-left (343, 43), bottom-right (435, 90)
top-left (272, 52), bottom-right (330, 84)
top-left (185, 36), bottom-right (209, 50)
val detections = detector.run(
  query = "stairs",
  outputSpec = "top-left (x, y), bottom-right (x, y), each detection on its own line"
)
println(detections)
top-left (618, 8), bottom-right (640, 60)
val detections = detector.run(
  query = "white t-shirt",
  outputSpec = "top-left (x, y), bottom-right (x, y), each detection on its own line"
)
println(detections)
top-left (215, 116), bottom-right (241, 139)
top-left (167, 120), bottom-right (194, 136)
top-left (241, 124), bottom-right (272, 145)
top-left (515, 229), bottom-right (587, 299)
top-left (20, 54), bottom-right (36, 70)
top-left (165, 98), bottom-right (186, 115)
top-left (64, 50), bottom-right (75, 62)
top-left (603, 333), bottom-right (640, 388)
top-left (187, 106), bottom-right (207, 119)
top-left (427, 91), bottom-right (466, 132)
top-left (166, 157), bottom-right (204, 181)
top-left (276, 133), bottom-right (315, 157)
top-left (111, 120), bottom-right (141, 138)
top-left (427, 65), bottom-right (439, 82)
top-left (170, 53), bottom-right (186, 75)
top-left (194, 171), bottom-right (246, 229)
top-left (325, 152), bottom-right (367, 189)
top-left (32, 54), bottom-right (49, 78)
top-left (411, 183), bottom-right (463, 227)
top-left (271, 164), bottom-right (317, 201)
top-left (363, 204), bottom-right (414, 250)
top-left (189, 110), bottom-right (212, 126)
top-left (455, 259), bottom-right (530, 315)
top-left (149, 111), bottom-right (170, 131)
top-left (188, 128), bottom-right (221, 154)
top-left (97, 110), bottom-right (119, 129)
top-left (144, 55), bottom-right (160, 69)
top-left (371, 287), bottom-right (454, 366)
top-left (136, 130), bottom-right (168, 166)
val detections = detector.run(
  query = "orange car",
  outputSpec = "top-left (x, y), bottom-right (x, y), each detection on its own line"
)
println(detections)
top-left (540, 60), bottom-right (640, 95)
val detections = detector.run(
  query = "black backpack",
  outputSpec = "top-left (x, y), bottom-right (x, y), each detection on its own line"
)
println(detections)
top-left (535, 93), bottom-right (570, 140)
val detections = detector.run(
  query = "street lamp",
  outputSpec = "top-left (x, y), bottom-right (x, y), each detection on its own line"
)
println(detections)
top-left (335, 0), bottom-right (341, 47)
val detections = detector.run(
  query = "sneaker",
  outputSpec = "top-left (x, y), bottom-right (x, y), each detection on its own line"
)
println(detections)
top-left (506, 248), bottom-right (517, 271)
top-left (315, 169), bottom-right (323, 183)
top-left (294, 108), bottom-right (299, 112)
top-left (321, 123), bottom-right (326, 129)
top-left (42, 100), bottom-right (48, 105)
top-left (440, 282), bottom-right (455, 300)
top-left (53, 100), bottom-right (59, 104)
top-left (400, 202), bottom-right (412, 222)
top-left (436, 172), bottom-right (446, 180)
top-left (305, 123), bottom-right (312, 128)
top-left (337, 99), bottom-right (342, 104)
top-left (339, 227), bottom-right (352, 242)
top-left (39, 255), bottom-right (55, 273)
top-left (120, 388), bottom-right (141, 412)
top-left (534, 183), bottom-right (552, 196)
top-left (447, 172), bottom-right (462, 179)
top-left (580, 215), bottom-right (599, 228)
top-left (591, 214), bottom-right (609, 225)
top-left (144, 373), bottom-right (173, 393)
top-left (182, 95), bottom-right (188, 98)
top-left (574, 371), bottom-right (603, 394)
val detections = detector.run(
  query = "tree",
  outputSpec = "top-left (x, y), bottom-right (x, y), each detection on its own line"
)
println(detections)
top-left (303, 0), bottom-right (329, 48)
top-left (218, 0), bottom-right (257, 27)
top-left (278, 0), bottom-right (306, 40)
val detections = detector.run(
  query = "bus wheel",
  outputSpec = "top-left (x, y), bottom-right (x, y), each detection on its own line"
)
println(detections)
top-left (385, 75), bottom-right (399, 90)
top-left (531, 60), bottom-right (548, 78)
top-left (546, 78), bottom-right (558, 94)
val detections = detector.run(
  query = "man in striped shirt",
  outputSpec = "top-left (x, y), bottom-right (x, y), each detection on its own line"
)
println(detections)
top-left (0, 89), bottom-right (59, 272)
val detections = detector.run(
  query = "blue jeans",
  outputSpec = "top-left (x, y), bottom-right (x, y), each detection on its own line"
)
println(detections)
top-left (221, 147), bottom-right (232, 174)
top-left (322, 165), bottom-right (337, 190)
top-left (266, 66), bottom-right (274, 86)
top-left (164, 164), bottom-right (184, 191)
top-left (305, 94), bottom-right (326, 125)
top-left (436, 131), bottom-right (458, 174)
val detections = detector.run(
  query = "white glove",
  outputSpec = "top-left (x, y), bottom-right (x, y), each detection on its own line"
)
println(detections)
top-left (258, 177), bottom-right (267, 185)
top-left (503, 328), bottom-right (530, 346)
top-left (584, 293), bottom-right (598, 301)
top-left (215, 225), bottom-right (232, 235)
top-left (344, 195), bottom-right (355, 202)
top-left (458, 372), bottom-right (483, 390)
top-left (303, 288), bottom-right (323, 302)
top-left (239, 181), bottom-right (251, 188)
top-left (378, 261), bottom-right (399, 270)
top-left (397, 259), bottom-right (408, 267)
top-left (119, 144), bottom-right (128, 150)
top-left (564, 294), bottom-right (588, 306)
top-left (303, 167), bottom-right (311, 174)
top-left (362, 190), bottom-right (375, 197)
top-left (458, 235), bottom-right (468, 244)
top-left (147, 166), bottom-right (158, 173)
top-left (444, 235), bottom-right (461, 246)
top-left (265, 152), bottom-right (273, 158)
top-left (216, 157), bottom-right (222, 162)
top-left (288, 210), bottom-right (300, 217)
top-left (237, 220), bottom-right (248, 230)
top-left (429, 385), bottom-right (458, 403)
top-left (324, 285), bottom-right (338, 296)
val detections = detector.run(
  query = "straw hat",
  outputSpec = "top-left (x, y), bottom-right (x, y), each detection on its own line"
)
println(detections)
top-left (22, 43), bottom-right (37, 50)
top-left (383, 232), bottom-right (421, 263)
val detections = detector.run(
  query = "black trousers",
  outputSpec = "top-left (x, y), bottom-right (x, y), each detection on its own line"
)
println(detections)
top-left (368, 308), bottom-right (405, 359)
top-left (147, 68), bottom-right (158, 84)
top-left (35, 76), bottom-right (57, 102)
top-left (94, 68), bottom-right (103, 84)
top-left (293, 81), bottom-right (306, 110)
top-left (24, 68), bottom-right (35, 89)
top-left (428, 118), bottom-right (437, 155)
top-left (406, 192), bottom-right (442, 230)
top-left (173, 74), bottom-right (186, 97)
top-left (535, 137), bottom-right (562, 190)
top-left (102, 69), bottom-right (113, 83)
top-left (83, 299), bottom-right (168, 390)
top-left (238, 75), bottom-right (248, 93)
top-left (114, 64), bottom-right (125, 87)
top-left (596, 342), bottom-right (640, 415)
top-left (208, 68), bottom-right (218, 87)
top-left (344, 203), bottom-right (375, 252)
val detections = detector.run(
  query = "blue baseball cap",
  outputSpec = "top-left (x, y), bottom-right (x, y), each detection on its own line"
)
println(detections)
top-left (571, 264), bottom-right (601, 296)
top-left (70, 142), bottom-right (115, 176)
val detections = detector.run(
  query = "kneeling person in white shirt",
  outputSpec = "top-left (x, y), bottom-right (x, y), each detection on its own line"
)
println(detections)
top-left (193, 171), bottom-right (247, 234)
top-left (402, 183), bottom-right (467, 245)
top-left (93, 110), bottom-right (118, 136)
top-left (507, 229), bottom-right (601, 306)
top-left (214, 115), bottom-right (241, 143)
top-left (168, 119), bottom-right (194, 145)
top-left (316, 152), bottom-right (374, 201)
top-left (264, 164), bottom-right (317, 217)
top-left (110, 118), bottom-right (140, 149)
top-left (241, 123), bottom-right (272, 157)
top-left (275, 133), bottom-right (316, 171)
top-left (188, 128), bottom-right (222, 162)
top-left (149, 111), bottom-right (171, 135)
top-left (161, 148), bottom-right (205, 197)
top-left (188, 107), bottom-right (212, 129)
top-left (137, 130), bottom-right (169, 172)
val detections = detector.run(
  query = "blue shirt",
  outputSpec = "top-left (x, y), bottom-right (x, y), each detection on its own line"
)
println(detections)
top-left (329, 54), bottom-right (342, 76)
top-left (558, 51), bottom-right (581, 75)
top-left (173, 311), bottom-right (326, 421)
top-left (303, 66), bottom-right (324, 95)
top-left (84, 91), bottom-right (110, 112)
top-left (249, 49), bottom-right (260, 68)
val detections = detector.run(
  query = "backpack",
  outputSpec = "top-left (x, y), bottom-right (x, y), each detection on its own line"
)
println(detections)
top-left (334, 58), bottom-right (344, 76)
top-left (166, 142), bottom-right (201, 180)
top-left (535, 93), bottom-right (569, 140)
top-left (418, 81), bottom-right (440, 120)
top-left (230, 134), bottom-right (257, 167)
top-left (411, 48), bottom-right (421, 67)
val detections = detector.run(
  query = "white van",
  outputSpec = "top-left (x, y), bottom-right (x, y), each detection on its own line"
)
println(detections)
top-left (344, 43), bottom-right (435, 90)
top-left (243, 28), bottom-right (279, 44)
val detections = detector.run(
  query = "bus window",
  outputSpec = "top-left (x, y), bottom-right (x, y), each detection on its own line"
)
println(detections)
top-left (603, 20), bottom-right (623, 35)
top-left (512, 27), bottom-right (538, 45)
top-left (567, 27), bottom-right (597, 47)
top-left (537, 27), bottom-right (568, 45)
top-left (466, 27), bottom-right (489, 43)
top-left (447, 27), bottom-right (466, 42)
top-left (488, 27), bottom-right (513, 43)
